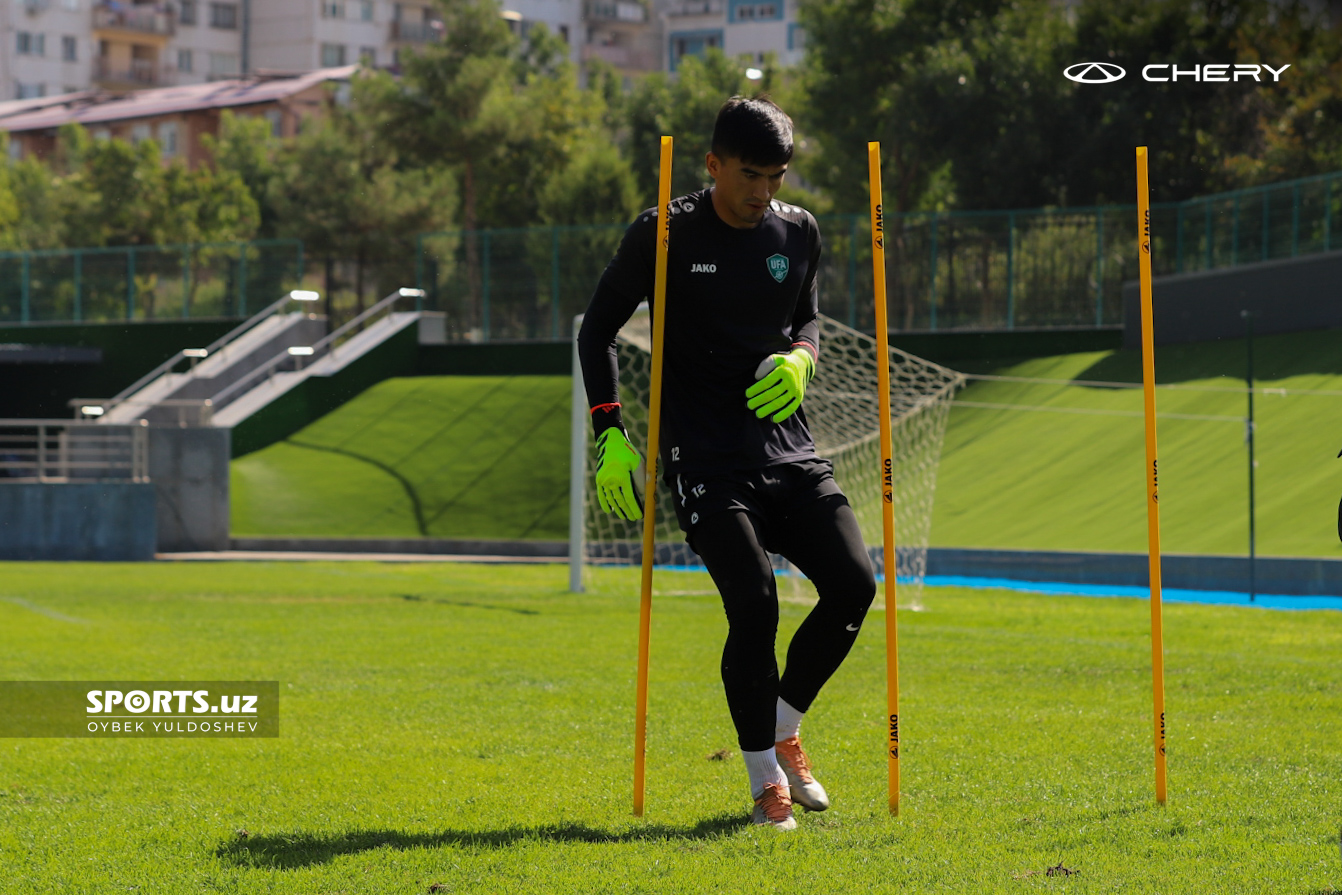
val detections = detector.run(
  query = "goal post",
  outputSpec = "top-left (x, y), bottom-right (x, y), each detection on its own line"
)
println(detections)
top-left (569, 306), bottom-right (965, 592)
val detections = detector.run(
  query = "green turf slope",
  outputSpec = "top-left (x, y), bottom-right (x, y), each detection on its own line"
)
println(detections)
top-left (231, 376), bottom-right (571, 540)
top-left (931, 328), bottom-right (1342, 557)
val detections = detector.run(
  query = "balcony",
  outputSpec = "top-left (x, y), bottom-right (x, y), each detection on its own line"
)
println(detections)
top-left (665, 0), bottom-right (724, 15)
top-left (581, 42), bottom-right (656, 70)
top-left (390, 20), bottom-right (443, 42)
top-left (585, 0), bottom-right (647, 23)
top-left (92, 3), bottom-right (175, 38)
top-left (93, 56), bottom-right (175, 89)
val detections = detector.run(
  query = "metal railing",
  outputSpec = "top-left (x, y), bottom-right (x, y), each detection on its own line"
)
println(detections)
top-left (92, 57), bottom-right (176, 88)
top-left (70, 288), bottom-right (322, 420)
top-left (414, 167), bottom-right (1342, 338)
top-left (390, 20), bottom-right (442, 42)
top-left (92, 3), bottom-right (175, 36)
top-left (0, 420), bottom-right (149, 483)
top-left (207, 287), bottom-right (424, 412)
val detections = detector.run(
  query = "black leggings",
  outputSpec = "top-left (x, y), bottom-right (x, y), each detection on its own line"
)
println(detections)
top-left (690, 494), bottom-right (877, 752)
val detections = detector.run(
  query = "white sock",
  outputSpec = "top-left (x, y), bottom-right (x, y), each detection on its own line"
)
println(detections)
top-left (742, 747), bottom-right (788, 800)
top-left (775, 697), bottom-right (804, 742)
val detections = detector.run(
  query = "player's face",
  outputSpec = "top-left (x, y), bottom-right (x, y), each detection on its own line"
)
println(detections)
top-left (706, 152), bottom-right (787, 229)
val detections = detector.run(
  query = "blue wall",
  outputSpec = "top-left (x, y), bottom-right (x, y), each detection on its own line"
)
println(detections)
top-left (0, 483), bottom-right (157, 561)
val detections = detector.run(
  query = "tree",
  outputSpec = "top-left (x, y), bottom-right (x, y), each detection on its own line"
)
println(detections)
top-left (269, 79), bottom-right (456, 318)
top-left (798, 0), bottom-right (1068, 214)
top-left (625, 50), bottom-right (755, 200)
top-left (203, 111), bottom-right (283, 238)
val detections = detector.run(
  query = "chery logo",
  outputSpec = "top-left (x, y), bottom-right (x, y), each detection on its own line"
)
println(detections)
top-left (1065, 62), bottom-right (1126, 83)
top-left (1065, 62), bottom-right (1291, 84)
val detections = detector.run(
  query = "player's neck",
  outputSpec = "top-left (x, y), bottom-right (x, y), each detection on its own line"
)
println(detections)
top-left (709, 186), bottom-right (761, 230)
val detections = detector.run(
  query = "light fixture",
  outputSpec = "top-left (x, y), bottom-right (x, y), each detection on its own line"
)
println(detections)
top-left (288, 346), bottom-right (315, 356)
top-left (80, 405), bottom-right (105, 417)
top-left (289, 290), bottom-right (320, 301)
top-left (745, 67), bottom-right (763, 80)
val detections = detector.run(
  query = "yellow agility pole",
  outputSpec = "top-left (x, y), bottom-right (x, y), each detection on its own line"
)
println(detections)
top-left (1135, 146), bottom-right (1168, 805)
top-left (633, 135), bottom-right (673, 817)
top-left (867, 142), bottom-right (901, 816)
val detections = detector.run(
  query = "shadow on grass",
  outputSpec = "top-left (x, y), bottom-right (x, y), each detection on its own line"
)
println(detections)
top-left (399, 594), bottom-right (540, 616)
top-left (215, 814), bottom-right (747, 869)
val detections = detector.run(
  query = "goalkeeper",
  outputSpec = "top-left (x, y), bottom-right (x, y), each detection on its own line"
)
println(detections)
top-left (577, 96), bottom-right (876, 831)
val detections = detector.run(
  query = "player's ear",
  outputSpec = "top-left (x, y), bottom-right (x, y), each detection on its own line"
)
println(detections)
top-left (705, 151), bottom-right (720, 180)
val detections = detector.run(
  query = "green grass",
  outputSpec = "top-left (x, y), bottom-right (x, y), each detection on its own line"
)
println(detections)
top-left (230, 376), bottom-right (571, 540)
top-left (2, 561), bottom-right (1340, 893)
top-left (933, 328), bottom-right (1342, 557)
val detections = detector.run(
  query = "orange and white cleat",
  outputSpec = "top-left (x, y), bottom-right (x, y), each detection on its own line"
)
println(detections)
top-left (751, 781), bottom-right (797, 830)
top-left (775, 736), bottom-right (830, 811)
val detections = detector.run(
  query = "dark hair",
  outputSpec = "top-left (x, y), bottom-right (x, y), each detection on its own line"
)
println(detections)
top-left (710, 95), bottom-right (793, 167)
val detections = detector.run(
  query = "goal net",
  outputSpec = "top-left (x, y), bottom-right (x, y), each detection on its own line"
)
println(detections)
top-left (569, 308), bottom-right (964, 597)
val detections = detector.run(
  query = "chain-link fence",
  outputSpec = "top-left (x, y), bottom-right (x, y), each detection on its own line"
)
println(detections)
top-left (0, 240), bottom-right (305, 324)
top-left (417, 169), bottom-right (1342, 341)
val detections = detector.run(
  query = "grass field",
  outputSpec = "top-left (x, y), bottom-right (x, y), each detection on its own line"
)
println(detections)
top-left (231, 376), bottom-right (571, 540)
top-left (933, 328), bottom-right (1342, 557)
top-left (2, 560), bottom-right (1340, 893)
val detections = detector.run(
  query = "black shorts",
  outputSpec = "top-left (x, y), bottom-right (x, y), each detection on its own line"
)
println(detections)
top-left (666, 457), bottom-right (846, 550)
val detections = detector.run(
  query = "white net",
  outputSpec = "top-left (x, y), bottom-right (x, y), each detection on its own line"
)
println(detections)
top-left (574, 308), bottom-right (965, 596)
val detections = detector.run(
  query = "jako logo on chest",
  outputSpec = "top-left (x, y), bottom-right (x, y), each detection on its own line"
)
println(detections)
top-left (690, 263), bottom-right (716, 273)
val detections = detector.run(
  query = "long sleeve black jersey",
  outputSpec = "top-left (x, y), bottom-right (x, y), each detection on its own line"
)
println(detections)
top-left (577, 188), bottom-right (823, 477)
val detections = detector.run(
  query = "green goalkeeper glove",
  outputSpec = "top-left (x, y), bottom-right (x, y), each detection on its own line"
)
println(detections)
top-left (595, 427), bottom-right (644, 521)
top-left (746, 347), bottom-right (815, 423)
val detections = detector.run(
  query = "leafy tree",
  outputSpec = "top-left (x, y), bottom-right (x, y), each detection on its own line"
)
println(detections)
top-left (269, 79), bottom-right (456, 316)
top-left (203, 111), bottom-right (283, 238)
top-left (625, 50), bottom-right (754, 200)
top-left (798, 0), bottom-right (1067, 214)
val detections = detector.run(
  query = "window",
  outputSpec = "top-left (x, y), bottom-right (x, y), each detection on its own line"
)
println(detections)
top-left (359, 46), bottom-right (376, 65)
top-left (558, 24), bottom-right (569, 43)
top-left (787, 22), bottom-right (804, 50)
top-left (61, 35), bottom-right (77, 62)
top-left (179, 0), bottom-right (197, 25)
top-left (177, 48), bottom-right (193, 72)
top-left (7, 139), bottom-right (22, 161)
top-left (727, 0), bottom-right (780, 21)
top-left (158, 122), bottom-right (179, 157)
top-left (130, 123), bottom-right (152, 144)
top-left (209, 3), bottom-right (238, 29)
top-left (16, 82), bottom-right (46, 99)
top-left (17, 33), bottom-right (45, 56)
top-left (360, 1), bottom-right (374, 21)
top-left (668, 30), bottom-right (721, 71)
top-left (209, 52), bottom-right (240, 77)
top-left (92, 128), bottom-right (111, 141)
top-left (321, 43), bottom-right (347, 66)
top-left (321, 1), bottom-right (346, 18)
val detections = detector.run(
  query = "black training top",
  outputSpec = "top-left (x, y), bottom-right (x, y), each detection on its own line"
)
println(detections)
top-left (577, 187), bottom-right (823, 476)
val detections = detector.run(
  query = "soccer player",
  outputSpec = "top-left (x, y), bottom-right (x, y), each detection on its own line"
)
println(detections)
top-left (577, 97), bottom-right (876, 830)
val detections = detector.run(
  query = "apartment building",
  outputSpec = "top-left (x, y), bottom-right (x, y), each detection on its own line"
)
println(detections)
top-left (1, 65), bottom-right (356, 165)
top-left (661, 0), bottom-right (803, 73)
top-left (0, 1), bottom-right (548, 100)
